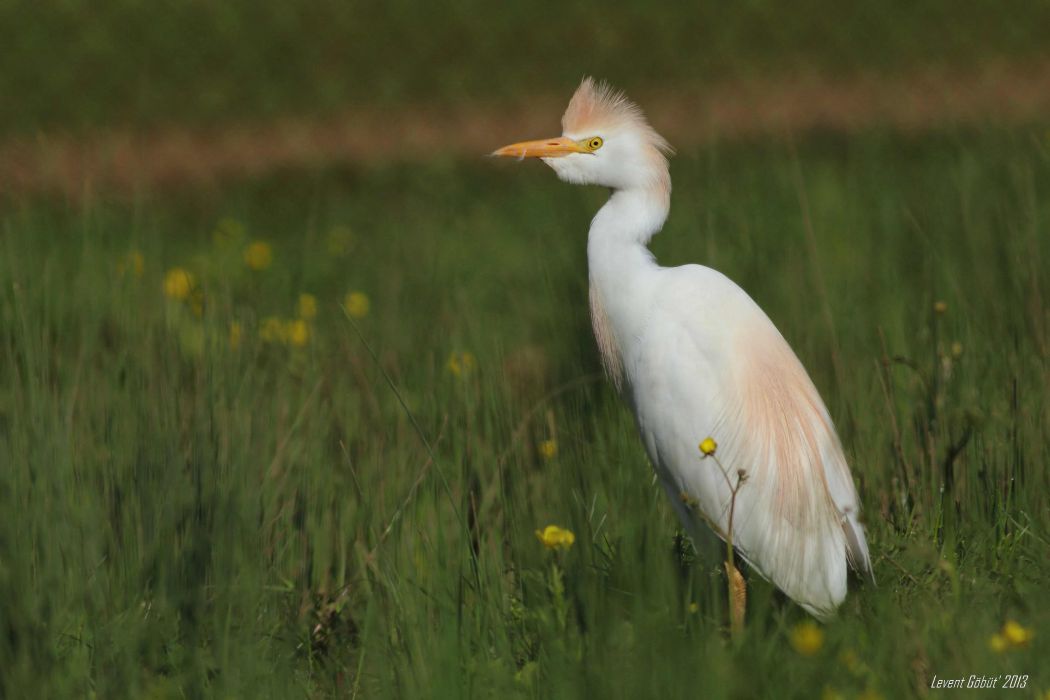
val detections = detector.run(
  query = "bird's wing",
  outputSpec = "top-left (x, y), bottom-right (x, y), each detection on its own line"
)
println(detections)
top-left (626, 265), bottom-right (871, 616)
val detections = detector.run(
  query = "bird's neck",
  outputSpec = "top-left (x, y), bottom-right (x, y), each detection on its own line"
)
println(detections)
top-left (590, 185), bottom-right (670, 247)
top-left (588, 186), bottom-right (669, 275)
top-left (587, 186), bottom-right (670, 388)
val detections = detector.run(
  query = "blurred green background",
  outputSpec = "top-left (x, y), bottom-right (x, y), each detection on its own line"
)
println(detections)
top-left (1, 3), bottom-right (1049, 699)
top-left (2, 0), bottom-right (1050, 135)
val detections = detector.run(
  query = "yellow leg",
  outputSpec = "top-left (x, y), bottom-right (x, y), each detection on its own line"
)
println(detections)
top-left (725, 560), bottom-right (746, 635)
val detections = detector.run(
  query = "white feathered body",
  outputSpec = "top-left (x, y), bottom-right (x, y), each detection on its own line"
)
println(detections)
top-left (587, 189), bottom-right (871, 617)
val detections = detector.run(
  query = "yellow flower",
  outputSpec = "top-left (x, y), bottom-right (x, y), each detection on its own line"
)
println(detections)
top-left (118, 250), bottom-right (145, 278)
top-left (286, 319), bottom-right (310, 347)
top-left (243, 241), bottom-right (273, 270)
top-left (789, 621), bottom-right (824, 656)
top-left (538, 439), bottom-right (558, 460)
top-left (446, 351), bottom-right (476, 377)
top-left (989, 620), bottom-right (1034, 652)
top-left (699, 437), bottom-right (718, 457)
top-left (229, 322), bottom-right (243, 349)
top-left (344, 291), bottom-right (370, 319)
top-left (535, 525), bottom-right (575, 550)
top-left (297, 293), bottom-right (318, 320)
top-left (163, 267), bottom-right (195, 301)
top-left (259, 316), bottom-right (286, 343)
top-left (1001, 620), bottom-right (1034, 647)
top-left (933, 300), bottom-right (948, 314)
top-left (688, 602), bottom-right (699, 614)
top-left (950, 341), bottom-right (963, 358)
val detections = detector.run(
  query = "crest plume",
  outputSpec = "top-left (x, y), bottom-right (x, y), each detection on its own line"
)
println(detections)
top-left (561, 77), bottom-right (673, 156)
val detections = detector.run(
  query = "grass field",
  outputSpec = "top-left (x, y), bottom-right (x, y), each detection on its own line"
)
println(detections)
top-left (1, 128), bottom-right (1048, 698)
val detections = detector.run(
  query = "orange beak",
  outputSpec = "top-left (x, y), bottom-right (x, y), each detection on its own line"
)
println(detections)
top-left (491, 136), bottom-right (587, 159)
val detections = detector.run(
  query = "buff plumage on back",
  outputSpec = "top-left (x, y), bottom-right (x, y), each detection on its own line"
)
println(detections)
top-left (562, 77), bottom-right (674, 157)
top-left (711, 321), bottom-right (873, 616)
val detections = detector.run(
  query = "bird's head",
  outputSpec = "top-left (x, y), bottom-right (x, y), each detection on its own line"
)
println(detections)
top-left (492, 77), bottom-right (673, 194)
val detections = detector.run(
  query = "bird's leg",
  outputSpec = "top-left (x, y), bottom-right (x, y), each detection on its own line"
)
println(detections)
top-left (702, 444), bottom-right (749, 637)
top-left (725, 559), bottom-right (746, 636)
top-left (723, 467), bottom-right (749, 637)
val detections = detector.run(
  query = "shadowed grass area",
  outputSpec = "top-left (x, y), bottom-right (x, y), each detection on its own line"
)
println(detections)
top-left (0, 129), bottom-right (1047, 697)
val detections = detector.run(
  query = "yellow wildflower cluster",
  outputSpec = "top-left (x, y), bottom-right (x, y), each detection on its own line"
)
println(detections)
top-left (537, 439), bottom-right (558, 460)
top-left (447, 351), bottom-right (476, 377)
top-left (535, 525), bottom-right (575, 551)
top-left (297, 293), bottom-right (318, 320)
top-left (789, 620), bottom-right (824, 656)
top-left (286, 319), bottom-right (310, 347)
top-left (163, 267), bottom-right (195, 301)
top-left (155, 217), bottom-right (376, 354)
top-left (989, 620), bottom-right (1034, 652)
top-left (259, 317), bottom-right (285, 343)
top-left (344, 291), bottom-right (370, 319)
top-left (256, 291), bottom-right (320, 348)
top-left (243, 241), bottom-right (273, 271)
top-left (260, 316), bottom-right (310, 347)
top-left (163, 266), bottom-right (204, 316)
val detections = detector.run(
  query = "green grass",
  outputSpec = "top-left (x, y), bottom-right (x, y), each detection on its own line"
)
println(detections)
top-left (3, 0), bottom-right (1050, 135)
top-left (1, 128), bottom-right (1048, 698)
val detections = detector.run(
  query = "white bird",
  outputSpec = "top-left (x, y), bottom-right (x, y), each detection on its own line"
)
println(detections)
top-left (493, 78), bottom-right (872, 617)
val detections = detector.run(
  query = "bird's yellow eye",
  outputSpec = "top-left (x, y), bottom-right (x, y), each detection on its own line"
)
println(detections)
top-left (583, 136), bottom-right (604, 152)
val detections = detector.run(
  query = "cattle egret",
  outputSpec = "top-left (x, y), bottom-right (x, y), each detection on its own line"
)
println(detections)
top-left (493, 78), bottom-right (872, 618)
